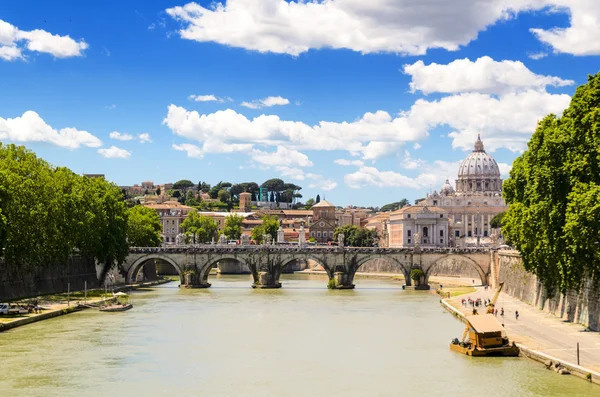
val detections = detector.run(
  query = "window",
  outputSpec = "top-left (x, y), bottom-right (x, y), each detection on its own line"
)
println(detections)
top-left (329, 231), bottom-right (333, 237)
top-left (317, 231), bottom-right (321, 237)
top-left (440, 214), bottom-right (443, 218)
top-left (468, 231), bottom-right (472, 237)
top-left (422, 227), bottom-right (428, 237)
top-left (433, 200), bottom-right (438, 205)
top-left (407, 230), bottom-right (411, 237)
top-left (484, 231), bottom-right (488, 237)
top-left (455, 230), bottom-right (460, 237)
top-left (440, 239), bottom-right (443, 244)
top-left (407, 239), bottom-right (411, 244)
top-left (171, 227), bottom-right (175, 233)
top-left (407, 214), bottom-right (411, 218)
top-left (440, 230), bottom-right (444, 237)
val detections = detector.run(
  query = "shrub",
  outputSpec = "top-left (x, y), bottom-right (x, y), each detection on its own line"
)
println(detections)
top-left (410, 268), bottom-right (424, 281)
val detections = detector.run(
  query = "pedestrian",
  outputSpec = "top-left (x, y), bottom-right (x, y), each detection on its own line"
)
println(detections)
top-left (500, 307), bottom-right (504, 317)
top-left (515, 310), bottom-right (519, 320)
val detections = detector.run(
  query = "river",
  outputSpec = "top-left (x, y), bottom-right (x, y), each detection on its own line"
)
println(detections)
top-left (0, 274), bottom-right (597, 396)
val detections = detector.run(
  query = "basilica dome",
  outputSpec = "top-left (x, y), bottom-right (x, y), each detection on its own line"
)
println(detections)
top-left (455, 135), bottom-right (502, 194)
top-left (457, 135), bottom-right (500, 178)
top-left (441, 179), bottom-right (455, 195)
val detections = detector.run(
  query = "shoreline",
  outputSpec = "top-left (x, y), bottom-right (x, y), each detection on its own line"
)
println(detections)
top-left (0, 278), bottom-right (171, 333)
top-left (440, 296), bottom-right (600, 386)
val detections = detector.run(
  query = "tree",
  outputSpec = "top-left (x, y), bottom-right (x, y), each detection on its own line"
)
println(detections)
top-left (172, 190), bottom-right (181, 198)
top-left (127, 205), bottom-right (162, 247)
top-left (173, 179), bottom-right (194, 194)
top-left (490, 212), bottom-right (505, 229)
top-left (222, 214), bottom-right (244, 240)
top-left (180, 211), bottom-right (219, 244)
top-left (316, 194), bottom-right (321, 203)
top-left (251, 215), bottom-right (280, 243)
top-left (334, 225), bottom-right (378, 247)
top-left (218, 189), bottom-right (231, 203)
top-left (261, 178), bottom-right (285, 193)
top-left (185, 190), bottom-right (201, 207)
top-left (156, 187), bottom-right (161, 196)
top-left (305, 198), bottom-right (315, 208)
top-left (380, 199), bottom-right (410, 212)
top-left (503, 72), bottom-right (600, 292)
top-left (199, 182), bottom-right (211, 193)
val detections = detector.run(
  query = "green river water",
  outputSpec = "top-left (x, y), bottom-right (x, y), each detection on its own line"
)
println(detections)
top-left (0, 273), bottom-right (597, 397)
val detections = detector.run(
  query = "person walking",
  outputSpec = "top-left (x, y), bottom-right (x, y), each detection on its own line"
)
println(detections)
top-left (500, 307), bottom-right (504, 317)
top-left (515, 310), bottom-right (519, 320)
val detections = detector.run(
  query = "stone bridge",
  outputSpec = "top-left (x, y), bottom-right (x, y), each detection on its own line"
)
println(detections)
top-left (124, 246), bottom-right (493, 290)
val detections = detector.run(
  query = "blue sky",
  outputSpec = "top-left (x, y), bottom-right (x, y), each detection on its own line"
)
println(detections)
top-left (1, 1), bottom-right (599, 207)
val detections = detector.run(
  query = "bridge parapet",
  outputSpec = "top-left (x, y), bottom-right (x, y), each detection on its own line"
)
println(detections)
top-left (128, 246), bottom-right (493, 255)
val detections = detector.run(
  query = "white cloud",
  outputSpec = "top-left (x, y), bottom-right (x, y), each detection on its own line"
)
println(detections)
top-left (277, 166), bottom-right (306, 181)
top-left (241, 96), bottom-right (290, 109)
top-left (98, 146), bottom-right (131, 159)
top-left (0, 110), bottom-right (102, 149)
top-left (138, 133), bottom-right (152, 143)
top-left (172, 140), bottom-right (254, 159)
top-left (530, 2), bottom-right (600, 55)
top-left (0, 19), bottom-right (87, 61)
top-left (105, 104), bottom-right (116, 110)
top-left (173, 143), bottom-right (204, 158)
top-left (334, 159), bottom-right (364, 167)
top-left (527, 52), bottom-right (547, 60)
top-left (413, 143), bottom-right (422, 150)
top-left (109, 131), bottom-right (134, 141)
top-left (188, 94), bottom-right (229, 103)
top-left (403, 56), bottom-right (573, 95)
top-left (306, 173), bottom-right (337, 191)
top-left (498, 162), bottom-right (513, 177)
top-left (401, 150), bottom-right (424, 170)
top-left (251, 146), bottom-right (313, 168)
top-left (166, 1), bottom-right (600, 57)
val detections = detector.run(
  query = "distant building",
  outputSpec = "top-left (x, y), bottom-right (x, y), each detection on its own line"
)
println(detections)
top-left (309, 199), bottom-right (337, 243)
top-left (239, 192), bottom-right (252, 212)
top-left (387, 206), bottom-right (448, 248)
top-left (144, 200), bottom-right (194, 245)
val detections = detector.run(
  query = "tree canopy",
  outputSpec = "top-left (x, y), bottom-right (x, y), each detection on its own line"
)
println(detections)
top-left (181, 211), bottom-right (219, 244)
top-left (502, 72), bottom-right (600, 292)
top-left (127, 205), bottom-right (162, 247)
top-left (222, 214), bottom-right (244, 240)
top-left (173, 179), bottom-right (194, 192)
top-left (490, 212), bottom-right (506, 229)
top-left (0, 144), bottom-right (129, 279)
top-left (334, 225), bottom-right (378, 247)
top-left (251, 215), bottom-right (279, 243)
top-left (380, 199), bottom-right (410, 212)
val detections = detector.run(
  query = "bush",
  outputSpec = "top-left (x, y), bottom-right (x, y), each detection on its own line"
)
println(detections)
top-left (410, 269), bottom-right (424, 281)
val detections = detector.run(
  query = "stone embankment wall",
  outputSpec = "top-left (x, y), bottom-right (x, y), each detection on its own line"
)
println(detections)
top-left (492, 251), bottom-right (600, 332)
top-left (0, 256), bottom-right (99, 300)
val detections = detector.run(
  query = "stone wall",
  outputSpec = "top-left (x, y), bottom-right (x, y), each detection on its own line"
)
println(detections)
top-left (358, 258), bottom-right (406, 273)
top-left (0, 256), bottom-right (99, 300)
top-left (493, 251), bottom-right (600, 332)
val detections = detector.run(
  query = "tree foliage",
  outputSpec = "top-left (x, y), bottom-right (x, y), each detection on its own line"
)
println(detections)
top-left (334, 225), bottom-right (378, 247)
top-left (251, 215), bottom-right (280, 243)
top-left (222, 214), bottom-right (244, 240)
top-left (490, 212), bottom-right (506, 229)
top-left (502, 73), bottom-right (600, 292)
top-left (380, 199), bottom-right (410, 212)
top-left (127, 205), bottom-right (162, 247)
top-left (173, 179), bottom-right (194, 193)
top-left (0, 144), bottom-right (129, 277)
top-left (180, 211), bottom-right (219, 244)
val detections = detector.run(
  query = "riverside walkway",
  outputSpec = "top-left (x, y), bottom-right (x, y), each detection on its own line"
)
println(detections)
top-left (446, 287), bottom-right (600, 374)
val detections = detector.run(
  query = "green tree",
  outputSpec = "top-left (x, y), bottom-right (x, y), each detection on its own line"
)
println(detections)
top-left (251, 215), bottom-right (280, 243)
top-left (503, 73), bottom-right (600, 292)
top-left (490, 212), bottom-right (506, 229)
top-left (218, 189), bottom-right (231, 203)
top-left (127, 205), bottom-right (162, 247)
top-left (181, 211), bottom-right (219, 244)
top-left (316, 194), bottom-right (321, 203)
top-left (380, 199), bottom-right (410, 212)
top-left (173, 179), bottom-right (194, 194)
top-left (222, 214), bottom-right (244, 240)
top-left (305, 198), bottom-right (315, 208)
top-left (156, 187), bottom-right (161, 196)
top-left (334, 225), bottom-right (378, 247)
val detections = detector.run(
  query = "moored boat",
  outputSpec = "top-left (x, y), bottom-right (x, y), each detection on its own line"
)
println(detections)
top-left (450, 314), bottom-right (519, 357)
top-left (99, 303), bottom-right (133, 312)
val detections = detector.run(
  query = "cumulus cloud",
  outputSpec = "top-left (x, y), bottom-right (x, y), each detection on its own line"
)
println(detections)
top-left (0, 111), bottom-right (101, 149)
top-left (334, 159), bottom-right (364, 167)
top-left (527, 52), bottom-right (547, 60)
top-left (0, 19), bottom-right (88, 61)
top-left (188, 94), bottom-right (232, 103)
top-left (306, 173), bottom-right (337, 191)
top-left (138, 133), bottom-right (152, 143)
top-left (241, 96), bottom-right (290, 109)
top-left (165, 1), bottom-right (600, 57)
top-left (98, 146), bottom-right (131, 159)
top-left (251, 146), bottom-right (313, 168)
top-left (109, 131), bottom-right (133, 141)
top-left (403, 56), bottom-right (573, 95)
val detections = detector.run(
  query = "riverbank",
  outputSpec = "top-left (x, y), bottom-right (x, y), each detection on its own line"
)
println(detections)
top-left (441, 287), bottom-right (600, 386)
top-left (0, 278), bottom-right (171, 333)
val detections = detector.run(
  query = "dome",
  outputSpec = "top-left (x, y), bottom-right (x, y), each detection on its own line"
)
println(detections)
top-left (457, 135), bottom-right (501, 178)
top-left (441, 179), bottom-right (455, 195)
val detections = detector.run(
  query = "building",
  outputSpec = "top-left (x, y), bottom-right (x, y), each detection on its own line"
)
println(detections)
top-left (387, 206), bottom-right (448, 247)
top-left (365, 213), bottom-right (390, 247)
top-left (309, 199), bottom-right (337, 243)
top-left (239, 192), bottom-right (252, 212)
top-left (144, 200), bottom-right (194, 245)
top-left (386, 135), bottom-right (507, 248)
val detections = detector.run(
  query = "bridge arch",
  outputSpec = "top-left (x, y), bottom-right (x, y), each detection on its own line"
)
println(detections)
top-left (355, 255), bottom-right (411, 276)
top-left (127, 254), bottom-right (183, 283)
top-left (280, 255), bottom-right (332, 275)
top-left (424, 254), bottom-right (488, 286)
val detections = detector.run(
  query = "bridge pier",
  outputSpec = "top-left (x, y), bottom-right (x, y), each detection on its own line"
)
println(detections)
top-left (180, 269), bottom-right (211, 289)
top-left (328, 271), bottom-right (355, 289)
top-left (252, 271), bottom-right (282, 289)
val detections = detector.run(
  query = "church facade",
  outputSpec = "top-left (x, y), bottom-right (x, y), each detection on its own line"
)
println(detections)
top-left (387, 135), bottom-right (507, 248)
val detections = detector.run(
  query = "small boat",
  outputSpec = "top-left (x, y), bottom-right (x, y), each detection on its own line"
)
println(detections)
top-left (450, 314), bottom-right (520, 357)
top-left (99, 291), bottom-right (133, 312)
top-left (99, 303), bottom-right (133, 312)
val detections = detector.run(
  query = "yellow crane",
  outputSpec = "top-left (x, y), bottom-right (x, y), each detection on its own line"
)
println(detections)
top-left (486, 282), bottom-right (504, 314)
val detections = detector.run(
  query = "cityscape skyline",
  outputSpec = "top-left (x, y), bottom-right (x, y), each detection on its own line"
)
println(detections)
top-left (2, 1), bottom-right (600, 206)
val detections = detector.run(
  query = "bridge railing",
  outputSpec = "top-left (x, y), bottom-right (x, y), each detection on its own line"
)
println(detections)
top-left (127, 245), bottom-right (493, 255)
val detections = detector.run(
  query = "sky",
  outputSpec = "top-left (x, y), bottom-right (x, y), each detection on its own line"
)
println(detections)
top-left (1, 0), bottom-right (599, 207)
